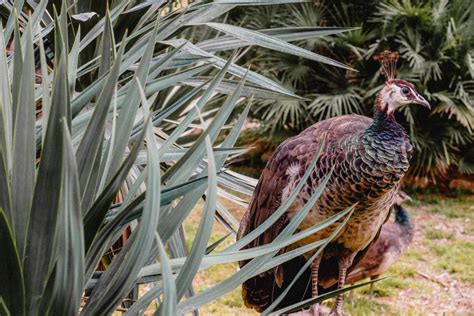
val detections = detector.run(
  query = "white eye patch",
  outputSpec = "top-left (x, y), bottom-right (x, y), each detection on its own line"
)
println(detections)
top-left (379, 85), bottom-right (405, 114)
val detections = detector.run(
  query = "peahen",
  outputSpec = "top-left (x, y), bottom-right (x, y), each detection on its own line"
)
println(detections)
top-left (346, 191), bottom-right (414, 293)
top-left (237, 51), bottom-right (430, 315)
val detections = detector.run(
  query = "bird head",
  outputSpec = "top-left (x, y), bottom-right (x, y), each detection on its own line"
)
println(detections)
top-left (374, 51), bottom-right (431, 115)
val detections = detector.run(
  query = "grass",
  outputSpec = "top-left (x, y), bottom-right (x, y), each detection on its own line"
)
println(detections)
top-left (184, 194), bottom-right (474, 315)
top-left (428, 240), bottom-right (474, 283)
top-left (424, 228), bottom-right (454, 240)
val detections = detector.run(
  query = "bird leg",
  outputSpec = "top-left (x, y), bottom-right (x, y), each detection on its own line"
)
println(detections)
top-left (347, 286), bottom-right (354, 301)
top-left (369, 275), bottom-right (378, 298)
top-left (309, 255), bottom-right (322, 315)
top-left (329, 252), bottom-right (357, 316)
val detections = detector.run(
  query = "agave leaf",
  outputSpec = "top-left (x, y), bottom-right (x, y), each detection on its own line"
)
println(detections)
top-left (262, 205), bottom-right (355, 314)
top-left (215, 200), bottom-right (239, 235)
top-left (3, 0), bottom-right (24, 41)
top-left (84, 178), bottom-right (148, 283)
top-left (72, 63), bottom-right (211, 140)
top-left (175, 149), bottom-right (332, 313)
top-left (214, 0), bottom-right (308, 3)
top-left (156, 3), bottom-right (236, 41)
top-left (197, 27), bottom-right (357, 52)
top-left (0, 208), bottom-right (25, 316)
top-left (156, 233), bottom-right (177, 316)
top-left (24, 41), bottom-right (69, 313)
top-left (68, 28), bottom-right (81, 95)
top-left (147, 43), bottom-right (188, 83)
top-left (139, 241), bottom-right (327, 281)
top-left (96, 94), bottom-right (118, 194)
top-left (130, 4), bottom-right (164, 39)
top-left (123, 0), bottom-right (166, 14)
top-left (271, 278), bottom-right (387, 315)
top-left (211, 102), bottom-right (252, 233)
top-left (213, 208), bottom-right (352, 266)
top-left (11, 15), bottom-right (22, 132)
top-left (0, 24), bottom-right (12, 169)
top-left (80, 139), bottom-right (104, 212)
top-left (136, 147), bottom-right (248, 164)
top-left (156, 76), bottom-right (247, 244)
top-left (163, 39), bottom-right (299, 98)
top-left (158, 187), bottom-right (204, 244)
top-left (131, 80), bottom-right (211, 139)
top-left (175, 169), bottom-right (332, 313)
top-left (38, 35), bottom-right (51, 147)
top-left (92, 15), bottom-right (120, 192)
top-left (82, 84), bottom-right (160, 315)
top-left (161, 55), bottom-right (238, 183)
top-left (76, 34), bottom-right (125, 208)
top-left (11, 20), bottom-right (35, 257)
top-left (79, 0), bottom-right (130, 51)
top-left (0, 141), bottom-right (12, 227)
top-left (59, 1), bottom-right (69, 55)
top-left (138, 205), bottom-right (352, 281)
top-left (0, 297), bottom-right (11, 316)
top-left (82, 107), bottom-right (147, 251)
top-left (206, 233), bottom-right (231, 255)
top-left (98, 12), bottom-right (114, 78)
top-left (101, 169), bottom-right (215, 230)
top-left (179, 77), bottom-right (298, 99)
top-left (174, 133), bottom-right (217, 299)
top-left (140, 63), bottom-right (212, 100)
top-left (123, 284), bottom-right (163, 315)
top-left (71, 17), bottom-right (149, 116)
top-left (202, 23), bottom-right (354, 70)
top-left (49, 121), bottom-right (84, 316)
top-left (105, 20), bottom-right (159, 182)
top-left (225, 139), bottom-right (325, 252)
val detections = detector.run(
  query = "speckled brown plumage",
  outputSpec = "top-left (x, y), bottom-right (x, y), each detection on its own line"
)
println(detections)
top-left (346, 203), bottom-right (414, 285)
top-left (238, 108), bottom-right (413, 312)
top-left (238, 52), bottom-right (430, 314)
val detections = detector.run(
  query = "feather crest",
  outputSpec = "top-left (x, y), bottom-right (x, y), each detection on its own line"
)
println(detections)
top-left (374, 51), bottom-right (399, 81)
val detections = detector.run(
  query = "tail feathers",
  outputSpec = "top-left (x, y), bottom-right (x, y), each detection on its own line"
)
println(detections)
top-left (241, 256), bottom-right (313, 312)
top-left (242, 275), bottom-right (274, 312)
top-left (241, 251), bottom-right (378, 312)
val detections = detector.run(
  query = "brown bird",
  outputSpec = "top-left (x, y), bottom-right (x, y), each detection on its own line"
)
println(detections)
top-left (346, 192), bottom-right (414, 293)
top-left (237, 52), bottom-right (430, 315)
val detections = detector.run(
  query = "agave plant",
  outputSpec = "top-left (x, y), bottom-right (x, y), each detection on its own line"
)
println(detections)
top-left (0, 0), bottom-right (358, 315)
top-left (230, 0), bottom-right (474, 186)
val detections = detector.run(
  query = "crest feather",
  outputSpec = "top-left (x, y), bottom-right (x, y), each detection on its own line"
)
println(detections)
top-left (374, 51), bottom-right (399, 81)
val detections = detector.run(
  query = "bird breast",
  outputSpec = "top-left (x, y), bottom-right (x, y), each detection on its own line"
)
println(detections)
top-left (285, 133), bottom-right (411, 253)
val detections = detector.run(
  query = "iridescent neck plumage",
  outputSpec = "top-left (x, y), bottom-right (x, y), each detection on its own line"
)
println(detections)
top-left (394, 205), bottom-right (414, 243)
top-left (366, 106), bottom-right (403, 137)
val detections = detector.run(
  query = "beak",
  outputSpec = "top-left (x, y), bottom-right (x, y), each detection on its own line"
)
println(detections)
top-left (414, 94), bottom-right (431, 109)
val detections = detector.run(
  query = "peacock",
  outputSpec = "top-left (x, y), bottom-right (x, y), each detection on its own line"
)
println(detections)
top-left (346, 191), bottom-right (414, 293)
top-left (237, 51), bottom-right (430, 315)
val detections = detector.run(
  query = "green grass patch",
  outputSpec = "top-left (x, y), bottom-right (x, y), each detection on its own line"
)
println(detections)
top-left (343, 296), bottom-right (395, 316)
top-left (424, 228), bottom-right (454, 240)
top-left (409, 195), bottom-right (474, 220)
top-left (426, 240), bottom-right (474, 284)
top-left (389, 261), bottom-right (417, 278)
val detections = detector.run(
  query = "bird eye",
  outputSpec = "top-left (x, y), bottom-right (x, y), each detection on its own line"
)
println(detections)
top-left (402, 87), bottom-right (410, 94)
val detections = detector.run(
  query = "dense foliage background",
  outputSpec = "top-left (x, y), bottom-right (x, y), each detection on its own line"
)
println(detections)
top-left (228, 0), bottom-right (474, 187)
top-left (0, 1), bottom-right (358, 315)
